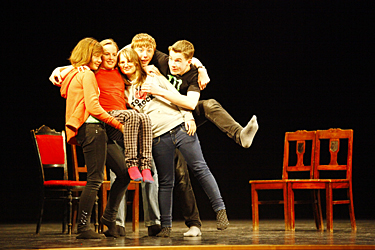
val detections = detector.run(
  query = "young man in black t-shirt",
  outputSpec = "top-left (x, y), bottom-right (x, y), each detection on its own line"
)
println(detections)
top-left (131, 35), bottom-right (259, 236)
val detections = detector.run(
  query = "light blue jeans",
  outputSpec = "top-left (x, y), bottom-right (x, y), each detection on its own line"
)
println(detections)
top-left (109, 142), bottom-right (160, 228)
top-left (152, 123), bottom-right (225, 227)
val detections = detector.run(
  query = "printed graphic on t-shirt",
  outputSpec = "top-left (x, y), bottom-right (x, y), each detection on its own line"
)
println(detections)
top-left (131, 88), bottom-right (154, 109)
top-left (135, 89), bottom-right (148, 100)
top-left (167, 75), bottom-right (182, 91)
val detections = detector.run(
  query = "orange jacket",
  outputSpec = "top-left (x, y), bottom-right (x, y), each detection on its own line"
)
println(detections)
top-left (60, 69), bottom-right (122, 144)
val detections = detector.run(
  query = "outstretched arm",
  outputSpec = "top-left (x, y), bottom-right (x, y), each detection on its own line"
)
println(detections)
top-left (142, 75), bottom-right (200, 110)
top-left (49, 65), bottom-right (74, 86)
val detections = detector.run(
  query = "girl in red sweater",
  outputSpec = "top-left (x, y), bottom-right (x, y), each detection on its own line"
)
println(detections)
top-left (61, 37), bottom-right (126, 239)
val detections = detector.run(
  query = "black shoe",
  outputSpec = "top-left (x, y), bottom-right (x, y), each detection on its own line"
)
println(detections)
top-left (156, 227), bottom-right (171, 237)
top-left (117, 225), bottom-right (125, 236)
top-left (100, 217), bottom-right (119, 238)
top-left (148, 224), bottom-right (162, 236)
top-left (76, 229), bottom-right (105, 239)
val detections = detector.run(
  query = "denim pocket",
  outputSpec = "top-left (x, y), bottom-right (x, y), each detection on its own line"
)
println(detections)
top-left (152, 136), bottom-right (161, 146)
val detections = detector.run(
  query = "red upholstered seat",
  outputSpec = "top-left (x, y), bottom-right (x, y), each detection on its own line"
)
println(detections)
top-left (44, 180), bottom-right (87, 187)
top-left (31, 125), bottom-right (96, 235)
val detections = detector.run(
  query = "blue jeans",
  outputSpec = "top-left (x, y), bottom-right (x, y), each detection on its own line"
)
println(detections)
top-left (153, 123), bottom-right (225, 227)
top-left (109, 142), bottom-right (160, 228)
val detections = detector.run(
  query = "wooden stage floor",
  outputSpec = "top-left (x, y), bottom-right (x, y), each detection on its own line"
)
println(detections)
top-left (1, 220), bottom-right (374, 250)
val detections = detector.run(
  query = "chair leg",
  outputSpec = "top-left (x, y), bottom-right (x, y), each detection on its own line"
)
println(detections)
top-left (326, 183), bottom-right (333, 232)
top-left (132, 183), bottom-right (140, 233)
top-left (288, 183), bottom-right (295, 231)
top-left (94, 195), bottom-right (99, 233)
top-left (348, 186), bottom-right (357, 232)
top-left (99, 187), bottom-right (108, 233)
top-left (36, 196), bottom-right (45, 234)
top-left (251, 185), bottom-right (259, 231)
top-left (312, 190), bottom-right (324, 231)
top-left (71, 200), bottom-right (78, 234)
top-left (283, 183), bottom-right (290, 230)
top-left (67, 190), bottom-right (73, 235)
top-left (62, 200), bottom-right (67, 233)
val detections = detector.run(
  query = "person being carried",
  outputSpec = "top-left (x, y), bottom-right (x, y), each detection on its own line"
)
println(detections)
top-left (132, 33), bottom-right (259, 149)
top-left (50, 39), bottom-right (154, 184)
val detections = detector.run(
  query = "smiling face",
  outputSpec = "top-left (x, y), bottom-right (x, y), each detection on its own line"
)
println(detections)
top-left (168, 50), bottom-right (192, 75)
top-left (133, 46), bottom-right (154, 67)
top-left (88, 53), bottom-right (102, 70)
top-left (101, 44), bottom-right (117, 70)
top-left (118, 53), bottom-right (136, 78)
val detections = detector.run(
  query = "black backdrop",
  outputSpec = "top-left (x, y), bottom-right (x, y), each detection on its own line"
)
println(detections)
top-left (1, 0), bottom-right (374, 223)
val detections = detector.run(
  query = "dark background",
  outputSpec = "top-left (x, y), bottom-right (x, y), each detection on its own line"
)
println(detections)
top-left (1, 1), bottom-right (374, 224)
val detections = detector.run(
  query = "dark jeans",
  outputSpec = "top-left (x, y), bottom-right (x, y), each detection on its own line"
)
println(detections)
top-left (75, 124), bottom-right (107, 233)
top-left (174, 99), bottom-right (241, 228)
top-left (104, 139), bottom-right (131, 222)
top-left (194, 99), bottom-right (242, 145)
top-left (154, 124), bottom-right (225, 227)
top-left (75, 124), bottom-right (131, 232)
top-left (174, 149), bottom-right (201, 228)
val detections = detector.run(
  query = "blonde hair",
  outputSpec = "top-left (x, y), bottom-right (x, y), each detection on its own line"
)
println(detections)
top-left (100, 38), bottom-right (119, 51)
top-left (117, 48), bottom-right (147, 87)
top-left (131, 33), bottom-right (156, 50)
top-left (168, 40), bottom-right (194, 60)
top-left (69, 38), bottom-right (103, 67)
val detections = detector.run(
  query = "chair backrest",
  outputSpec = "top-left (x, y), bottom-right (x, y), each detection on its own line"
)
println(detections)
top-left (71, 144), bottom-right (88, 181)
top-left (314, 128), bottom-right (353, 180)
top-left (282, 130), bottom-right (316, 180)
top-left (31, 125), bottom-right (68, 183)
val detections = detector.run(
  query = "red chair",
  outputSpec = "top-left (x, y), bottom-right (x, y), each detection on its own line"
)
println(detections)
top-left (249, 130), bottom-right (322, 230)
top-left (288, 128), bottom-right (356, 232)
top-left (31, 125), bottom-right (95, 234)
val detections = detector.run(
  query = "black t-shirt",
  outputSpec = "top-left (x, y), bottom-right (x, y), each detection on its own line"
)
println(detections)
top-left (151, 50), bottom-right (200, 95)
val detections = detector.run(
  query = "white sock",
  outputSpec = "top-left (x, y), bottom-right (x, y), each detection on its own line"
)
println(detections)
top-left (183, 226), bottom-right (202, 237)
top-left (240, 115), bottom-right (259, 148)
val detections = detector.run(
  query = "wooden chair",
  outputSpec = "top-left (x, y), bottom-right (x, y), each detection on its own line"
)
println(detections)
top-left (31, 125), bottom-right (87, 235)
top-left (71, 145), bottom-right (140, 233)
top-left (288, 128), bottom-right (356, 232)
top-left (100, 172), bottom-right (140, 233)
top-left (249, 130), bottom-right (322, 230)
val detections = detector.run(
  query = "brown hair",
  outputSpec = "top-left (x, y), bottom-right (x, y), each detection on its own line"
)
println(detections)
top-left (117, 48), bottom-right (147, 87)
top-left (69, 38), bottom-right (103, 67)
top-left (131, 33), bottom-right (156, 50)
top-left (168, 40), bottom-right (194, 60)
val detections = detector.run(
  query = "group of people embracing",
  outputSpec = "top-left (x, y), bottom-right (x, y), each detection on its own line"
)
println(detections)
top-left (50, 33), bottom-right (259, 239)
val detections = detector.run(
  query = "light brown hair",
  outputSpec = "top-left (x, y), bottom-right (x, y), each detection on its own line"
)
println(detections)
top-left (69, 38), bottom-right (103, 67)
top-left (117, 48), bottom-right (147, 87)
top-left (131, 33), bottom-right (156, 50)
top-left (168, 40), bottom-right (194, 60)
